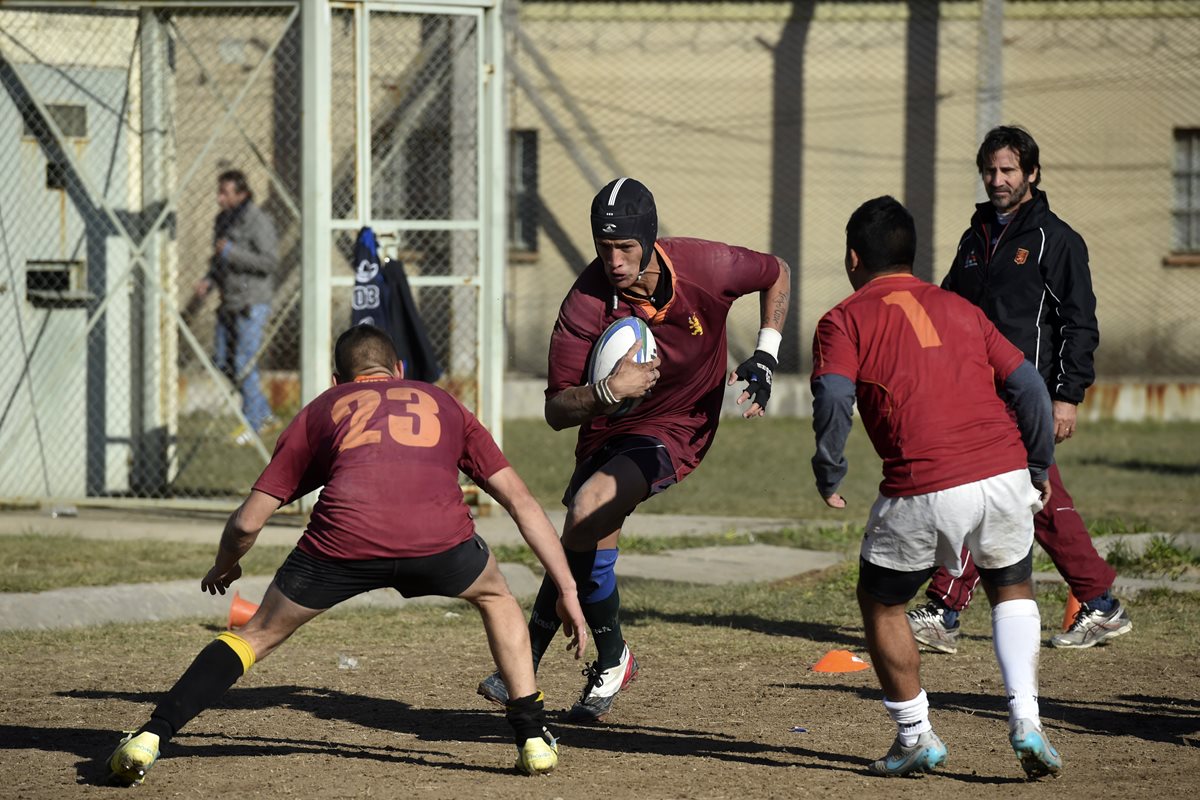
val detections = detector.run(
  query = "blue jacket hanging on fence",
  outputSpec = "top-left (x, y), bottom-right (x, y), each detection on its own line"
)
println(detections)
top-left (350, 227), bottom-right (443, 383)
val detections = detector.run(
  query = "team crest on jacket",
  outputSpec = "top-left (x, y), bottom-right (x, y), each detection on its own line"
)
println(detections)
top-left (964, 253), bottom-right (979, 270)
top-left (688, 313), bottom-right (703, 336)
top-left (1015, 248), bottom-right (1030, 265)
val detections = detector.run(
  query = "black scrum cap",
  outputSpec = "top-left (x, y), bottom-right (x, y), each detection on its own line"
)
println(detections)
top-left (590, 177), bottom-right (658, 271)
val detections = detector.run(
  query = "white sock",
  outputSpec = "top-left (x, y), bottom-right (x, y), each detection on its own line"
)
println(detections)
top-left (883, 689), bottom-right (931, 746)
top-left (992, 598), bottom-right (1042, 725)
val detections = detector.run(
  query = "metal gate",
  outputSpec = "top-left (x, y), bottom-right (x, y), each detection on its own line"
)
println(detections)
top-left (0, 0), bottom-right (505, 509)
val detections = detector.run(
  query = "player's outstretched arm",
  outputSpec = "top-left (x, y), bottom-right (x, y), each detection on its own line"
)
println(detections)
top-left (481, 467), bottom-right (589, 659)
top-left (1000, 360), bottom-right (1056, 490)
top-left (811, 373), bottom-right (855, 509)
top-left (545, 342), bottom-right (660, 431)
top-left (202, 489), bottom-right (282, 595)
top-left (729, 258), bottom-right (790, 418)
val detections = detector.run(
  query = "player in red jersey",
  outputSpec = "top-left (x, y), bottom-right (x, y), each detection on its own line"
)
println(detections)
top-left (106, 325), bottom-right (587, 785)
top-left (478, 177), bottom-right (791, 722)
top-left (811, 197), bottom-right (1062, 779)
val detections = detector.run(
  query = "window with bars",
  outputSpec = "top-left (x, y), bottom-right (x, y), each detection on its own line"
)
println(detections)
top-left (509, 129), bottom-right (538, 255)
top-left (1174, 128), bottom-right (1200, 254)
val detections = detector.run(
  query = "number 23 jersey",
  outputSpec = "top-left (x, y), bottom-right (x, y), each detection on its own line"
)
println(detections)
top-left (253, 376), bottom-right (509, 559)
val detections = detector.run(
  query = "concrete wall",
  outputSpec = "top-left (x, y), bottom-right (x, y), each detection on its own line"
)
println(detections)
top-left (505, 2), bottom-right (1200, 379)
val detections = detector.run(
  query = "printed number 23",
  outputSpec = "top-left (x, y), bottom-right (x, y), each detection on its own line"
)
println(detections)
top-left (882, 290), bottom-right (943, 348)
top-left (331, 387), bottom-right (442, 451)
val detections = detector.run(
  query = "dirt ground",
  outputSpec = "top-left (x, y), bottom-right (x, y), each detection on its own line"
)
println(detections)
top-left (2, 580), bottom-right (1197, 800)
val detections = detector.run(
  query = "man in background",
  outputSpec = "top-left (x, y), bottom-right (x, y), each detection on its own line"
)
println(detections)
top-left (194, 169), bottom-right (279, 445)
top-left (909, 126), bottom-right (1132, 653)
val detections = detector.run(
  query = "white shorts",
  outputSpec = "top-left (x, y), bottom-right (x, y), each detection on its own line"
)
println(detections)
top-left (860, 468), bottom-right (1042, 576)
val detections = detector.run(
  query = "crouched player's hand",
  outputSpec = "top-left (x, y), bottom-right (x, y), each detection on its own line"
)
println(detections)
top-left (728, 350), bottom-right (777, 418)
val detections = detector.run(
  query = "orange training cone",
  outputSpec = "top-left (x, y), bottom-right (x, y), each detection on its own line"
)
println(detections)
top-left (228, 591), bottom-right (259, 630)
top-left (812, 650), bottom-right (871, 673)
top-left (1061, 591), bottom-right (1082, 632)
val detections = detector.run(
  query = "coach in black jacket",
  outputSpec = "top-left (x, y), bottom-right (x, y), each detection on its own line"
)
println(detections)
top-left (906, 126), bottom-right (1132, 652)
top-left (944, 185), bottom-right (1097, 406)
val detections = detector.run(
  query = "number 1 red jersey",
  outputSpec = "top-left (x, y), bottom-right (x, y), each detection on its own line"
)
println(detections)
top-left (253, 376), bottom-right (509, 559)
top-left (812, 274), bottom-right (1029, 497)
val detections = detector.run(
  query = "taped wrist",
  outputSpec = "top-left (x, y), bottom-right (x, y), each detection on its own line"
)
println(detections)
top-left (755, 328), bottom-right (782, 360)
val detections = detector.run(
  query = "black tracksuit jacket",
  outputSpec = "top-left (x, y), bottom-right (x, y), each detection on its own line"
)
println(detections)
top-left (941, 188), bottom-right (1099, 405)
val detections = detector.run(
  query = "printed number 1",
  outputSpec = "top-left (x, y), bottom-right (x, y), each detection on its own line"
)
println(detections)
top-left (332, 387), bottom-right (442, 451)
top-left (882, 290), bottom-right (943, 348)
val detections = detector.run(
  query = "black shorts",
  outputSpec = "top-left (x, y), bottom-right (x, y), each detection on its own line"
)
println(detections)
top-left (272, 534), bottom-right (491, 610)
top-left (858, 549), bottom-right (1035, 606)
top-left (562, 434), bottom-right (678, 507)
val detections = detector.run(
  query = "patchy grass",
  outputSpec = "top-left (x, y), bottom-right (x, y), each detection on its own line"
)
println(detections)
top-left (0, 534), bottom-right (293, 593)
top-left (505, 418), bottom-right (1200, 533)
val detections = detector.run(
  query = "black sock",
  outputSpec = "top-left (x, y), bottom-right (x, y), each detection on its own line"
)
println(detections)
top-left (584, 584), bottom-right (624, 669)
top-left (141, 637), bottom-right (248, 745)
top-left (527, 576), bottom-right (563, 670)
top-left (505, 691), bottom-right (549, 747)
top-left (564, 546), bottom-right (599, 595)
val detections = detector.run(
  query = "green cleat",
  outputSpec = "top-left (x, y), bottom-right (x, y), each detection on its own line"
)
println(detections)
top-left (107, 731), bottom-right (160, 786)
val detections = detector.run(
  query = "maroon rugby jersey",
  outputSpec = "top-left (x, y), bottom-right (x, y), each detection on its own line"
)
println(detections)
top-left (547, 237), bottom-right (780, 479)
top-left (812, 273), bottom-right (1028, 496)
top-left (253, 376), bottom-right (509, 559)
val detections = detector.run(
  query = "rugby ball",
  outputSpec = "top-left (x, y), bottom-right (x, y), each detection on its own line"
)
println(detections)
top-left (587, 316), bottom-right (657, 418)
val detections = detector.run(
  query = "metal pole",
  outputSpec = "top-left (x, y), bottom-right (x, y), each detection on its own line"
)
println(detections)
top-left (355, 3), bottom-right (372, 225)
top-left (976, 0), bottom-right (1004, 202)
top-left (138, 8), bottom-right (171, 493)
top-left (480, 1), bottom-right (506, 450)
top-left (301, 2), bottom-right (332, 410)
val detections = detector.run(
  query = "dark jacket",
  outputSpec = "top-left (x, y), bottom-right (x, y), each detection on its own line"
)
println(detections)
top-left (349, 227), bottom-right (443, 383)
top-left (208, 200), bottom-right (279, 311)
top-left (942, 188), bottom-right (1099, 404)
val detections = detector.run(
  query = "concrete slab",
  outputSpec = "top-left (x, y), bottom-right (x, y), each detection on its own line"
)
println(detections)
top-left (616, 544), bottom-right (846, 585)
top-left (1032, 571), bottom-right (1200, 597)
top-left (0, 563), bottom-right (541, 632)
top-left (0, 507), bottom-right (809, 549)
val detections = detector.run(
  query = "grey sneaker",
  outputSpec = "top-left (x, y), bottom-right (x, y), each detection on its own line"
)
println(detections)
top-left (868, 730), bottom-right (948, 777)
top-left (1010, 718), bottom-right (1063, 779)
top-left (477, 671), bottom-right (510, 706)
top-left (566, 642), bottom-right (638, 723)
top-left (907, 602), bottom-right (961, 654)
top-left (1049, 600), bottom-right (1132, 649)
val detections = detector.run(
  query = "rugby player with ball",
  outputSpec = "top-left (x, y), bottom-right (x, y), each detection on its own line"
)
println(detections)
top-left (477, 177), bottom-right (791, 722)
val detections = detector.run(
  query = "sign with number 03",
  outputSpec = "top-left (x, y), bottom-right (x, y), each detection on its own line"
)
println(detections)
top-left (331, 387), bottom-right (442, 451)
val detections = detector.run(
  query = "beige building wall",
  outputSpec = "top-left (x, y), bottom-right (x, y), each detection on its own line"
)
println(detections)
top-left (507, 1), bottom-right (1200, 380)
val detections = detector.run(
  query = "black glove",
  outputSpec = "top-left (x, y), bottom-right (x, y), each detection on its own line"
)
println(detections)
top-left (734, 350), bottom-right (777, 410)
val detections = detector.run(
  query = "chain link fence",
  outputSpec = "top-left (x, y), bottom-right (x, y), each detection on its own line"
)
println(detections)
top-left (329, 8), bottom-right (484, 410)
top-left (506, 1), bottom-right (1200, 382)
top-left (0, 2), bottom-right (493, 507)
top-left (0, 4), bottom-right (303, 504)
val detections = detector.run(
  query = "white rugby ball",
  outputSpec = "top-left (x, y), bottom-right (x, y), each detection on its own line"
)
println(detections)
top-left (587, 316), bottom-right (657, 418)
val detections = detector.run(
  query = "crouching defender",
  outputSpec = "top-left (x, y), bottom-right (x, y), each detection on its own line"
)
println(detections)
top-left (811, 196), bottom-right (1063, 779)
top-left (106, 324), bottom-right (587, 785)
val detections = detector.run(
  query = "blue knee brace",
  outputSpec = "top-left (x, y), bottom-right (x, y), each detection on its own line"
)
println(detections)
top-left (583, 549), bottom-right (619, 604)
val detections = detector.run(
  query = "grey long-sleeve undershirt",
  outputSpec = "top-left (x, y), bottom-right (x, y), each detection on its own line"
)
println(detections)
top-left (810, 361), bottom-right (1055, 497)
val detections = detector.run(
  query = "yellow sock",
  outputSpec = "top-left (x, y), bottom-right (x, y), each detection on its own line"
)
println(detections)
top-left (216, 631), bottom-right (257, 672)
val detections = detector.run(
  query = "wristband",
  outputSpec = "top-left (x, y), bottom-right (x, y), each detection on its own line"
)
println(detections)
top-left (755, 328), bottom-right (782, 360)
top-left (593, 377), bottom-right (618, 407)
